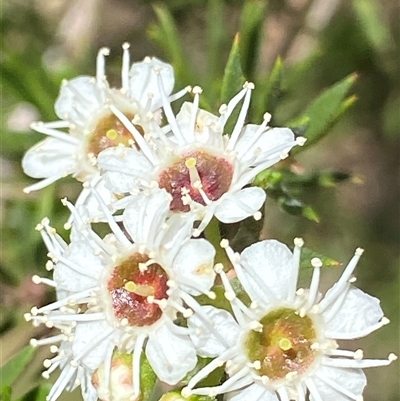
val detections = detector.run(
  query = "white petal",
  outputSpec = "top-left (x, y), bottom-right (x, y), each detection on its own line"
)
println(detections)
top-left (323, 286), bottom-right (383, 335)
top-left (54, 241), bottom-right (104, 292)
top-left (215, 187), bottom-right (266, 224)
top-left (188, 305), bottom-right (240, 357)
top-left (310, 366), bottom-right (366, 401)
top-left (122, 189), bottom-right (170, 247)
top-left (97, 146), bottom-right (153, 193)
top-left (226, 383), bottom-right (278, 401)
top-left (146, 325), bottom-right (197, 385)
top-left (22, 137), bottom-right (77, 178)
top-left (129, 58), bottom-right (174, 109)
top-left (239, 240), bottom-right (293, 303)
top-left (55, 76), bottom-right (107, 125)
top-left (175, 102), bottom-right (220, 144)
top-left (172, 239), bottom-right (216, 295)
top-left (72, 320), bottom-right (113, 371)
top-left (236, 125), bottom-right (295, 165)
top-left (78, 368), bottom-right (99, 401)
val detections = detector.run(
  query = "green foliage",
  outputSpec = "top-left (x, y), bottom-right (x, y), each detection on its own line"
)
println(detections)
top-left (0, 346), bottom-right (37, 388)
top-left (181, 357), bottom-right (224, 388)
top-left (1, 387), bottom-right (12, 401)
top-left (15, 384), bottom-right (52, 401)
top-left (149, 4), bottom-right (195, 88)
top-left (239, 0), bottom-right (267, 81)
top-left (140, 354), bottom-right (157, 401)
top-left (300, 247), bottom-right (341, 269)
top-left (289, 73), bottom-right (358, 151)
top-left (158, 390), bottom-right (216, 401)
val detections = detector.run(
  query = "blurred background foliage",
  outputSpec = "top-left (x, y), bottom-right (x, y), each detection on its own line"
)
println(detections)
top-left (0, 0), bottom-right (398, 400)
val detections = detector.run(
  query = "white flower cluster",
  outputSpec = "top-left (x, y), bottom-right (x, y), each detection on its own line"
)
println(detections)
top-left (24, 45), bottom-right (395, 401)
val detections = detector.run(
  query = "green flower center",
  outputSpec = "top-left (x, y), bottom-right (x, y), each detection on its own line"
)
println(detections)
top-left (107, 253), bottom-right (169, 326)
top-left (87, 112), bottom-right (144, 156)
top-left (245, 307), bottom-right (317, 381)
top-left (158, 150), bottom-right (233, 212)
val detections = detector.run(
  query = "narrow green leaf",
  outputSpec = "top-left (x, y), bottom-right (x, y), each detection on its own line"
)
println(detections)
top-left (140, 353), bottom-right (157, 401)
top-left (149, 4), bottom-right (194, 86)
top-left (230, 214), bottom-right (264, 252)
top-left (300, 248), bottom-right (341, 269)
top-left (206, 0), bottom-right (226, 103)
top-left (302, 206), bottom-right (320, 223)
top-left (239, 0), bottom-right (267, 80)
top-left (15, 383), bottom-right (52, 401)
top-left (220, 33), bottom-right (245, 105)
top-left (181, 357), bottom-right (223, 388)
top-left (352, 0), bottom-right (394, 56)
top-left (290, 73), bottom-right (358, 151)
top-left (0, 346), bottom-right (37, 388)
top-left (253, 56), bottom-right (284, 120)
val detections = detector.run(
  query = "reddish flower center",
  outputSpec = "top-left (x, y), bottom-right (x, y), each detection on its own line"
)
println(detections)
top-left (245, 308), bottom-right (316, 380)
top-left (87, 112), bottom-right (144, 156)
top-left (158, 150), bottom-right (233, 212)
top-left (107, 253), bottom-right (169, 326)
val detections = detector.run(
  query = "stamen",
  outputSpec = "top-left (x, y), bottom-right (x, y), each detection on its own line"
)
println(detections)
top-left (30, 122), bottom-right (79, 144)
top-left (121, 42), bottom-right (130, 92)
top-left (287, 237), bottom-right (303, 303)
top-left (96, 47), bottom-right (110, 82)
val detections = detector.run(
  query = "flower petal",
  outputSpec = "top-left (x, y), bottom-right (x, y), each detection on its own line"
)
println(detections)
top-left (22, 137), bottom-right (77, 179)
top-left (72, 320), bottom-right (114, 371)
top-left (55, 76), bottom-right (107, 125)
top-left (214, 187), bottom-right (266, 224)
top-left (236, 125), bottom-right (295, 165)
top-left (146, 324), bottom-right (197, 385)
top-left (226, 383), bottom-right (278, 401)
top-left (97, 146), bottom-right (153, 193)
top-left (129, 58), bottom-right (174, 109)
top-left (323, 286), bottom-right (383, 335)
top-left (172, 239), bottom-right (216, 295)
top-left (239, 240), bottom-right (294, 303)
top-left (310, 366), bottom-right (366, 401)
top-left (54, 241), bottom-right (105, 292)
top-left (122, 189), bottom-right (170, 247)
top-left (188, 305), bottom-right (240, 357)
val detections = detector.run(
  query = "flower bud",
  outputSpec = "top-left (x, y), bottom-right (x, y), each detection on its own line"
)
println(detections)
top-left (92, 350), bottom-right (138, 401)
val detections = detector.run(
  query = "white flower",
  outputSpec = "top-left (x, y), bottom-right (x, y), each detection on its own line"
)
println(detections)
top-left (26, 189), bottom-right (217, 401)
top-left (22, 44), bottom-right (185, 215)
top-left (183, 239), bottom-right (396, 401)
top-left (97, 83), bottom-right (301, 234)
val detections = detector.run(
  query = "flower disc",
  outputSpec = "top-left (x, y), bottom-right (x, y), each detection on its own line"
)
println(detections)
top-left (158, 150), bottom-right (233, 212)
top-left (87, 113), bottom-right (144, 156)
top-left (107, 253), bottom-right (169, 326)
top-left (245, 307), bottom-right (316, 381)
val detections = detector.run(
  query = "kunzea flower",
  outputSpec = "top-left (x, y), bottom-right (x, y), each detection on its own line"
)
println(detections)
top-left (25, 189), bottom-right (217, 401)
top-left (22, 43), bottom-right (187, 211)
top-left (182, 238), bottom-right (397, 401)
top-left (97, 82), bottom-right (303, 234)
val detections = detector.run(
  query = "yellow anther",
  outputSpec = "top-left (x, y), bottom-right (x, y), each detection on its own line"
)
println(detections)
top-left (185, 157), bottom-right (197, 169)
top-left (106, 129), bottom-right (118, 140)
top-left (278, 337), bottom-right (292, 351)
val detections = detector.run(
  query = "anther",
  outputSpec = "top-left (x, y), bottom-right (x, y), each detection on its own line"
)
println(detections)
top-left (214, 263), bottom-right (224, 273)
top-left (220, 239), bottom-right (229, 248)
top-left (311, 258), bottom-right (323, 268)
top-left (192, 86), bottom-right (203, 94)
top-left (354, 349), bottom-right (364, 360)
top-left (294, 237), bottom-right (304, 247)
top-left (355, 247), bottom-right (364, 256)
top-left (253, 211), bottom-right (262, 221)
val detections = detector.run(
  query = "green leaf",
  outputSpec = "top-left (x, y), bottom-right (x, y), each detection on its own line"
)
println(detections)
top-left (140, 353), bottom-right (157, 401)
top-left (289, 73), bottom-right (358, 151)
top-left (149, 4), bottom-right (194, 86)
top-left (253, 56), bottom-right (283, 120)
top-left (1, 387), bottom-right (12, 401)
top-left (230, 214), bottom-right (264, 252)
top-left (239, 0), bottom-right (267, 80)
top-left (352, 0), bottom-right (394, 57)
top-left (206, 0), bottom-right (226, 103)
top-left (220, 33), bottom-right (245, 105)
top-left (0, 346), bottom-right (37, 388)
top-left (181, 357), bottom-right (223, 388)
top-left (300, 248), bottom-right (341, 269)
top-left (15, 383), bottom-right (52, 401)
